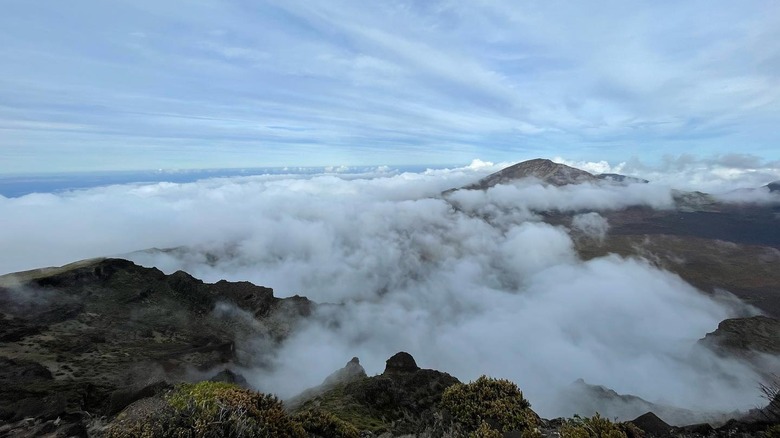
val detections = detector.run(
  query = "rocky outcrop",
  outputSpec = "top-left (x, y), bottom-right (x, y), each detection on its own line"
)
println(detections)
top-left (293, 352), bottom-right (460, 435)
top-left (323, 357), bottom-right (367, 387)
top-left (630, 411), bottom-right (672, 437)
top-left (700, 315), bottom-right (780, 357)
top-left (766, 181), bottom-right (780, 193)
top-left (0, 258), bottom-right (313, 436)
top-left (383, 351), bottom-right (420, 374)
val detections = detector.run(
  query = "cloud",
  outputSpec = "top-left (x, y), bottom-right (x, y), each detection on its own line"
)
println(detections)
top-left (556, 154), bottom-right (780, 193)
top-left (0, 163), bottom-right (774, 421)
top-left (1, 1), bottom-right (779, 172)
top-left (571, 212), bottom-right (610, 242)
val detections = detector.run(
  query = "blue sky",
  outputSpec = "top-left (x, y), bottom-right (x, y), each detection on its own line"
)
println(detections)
top-left (1, 0), bottom-right (779, 173)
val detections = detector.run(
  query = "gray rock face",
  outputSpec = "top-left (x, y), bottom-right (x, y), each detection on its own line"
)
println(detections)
top-left (462, 158), bottom-right (598, 190)
top-left (383, 351), bottom-right (420, 374)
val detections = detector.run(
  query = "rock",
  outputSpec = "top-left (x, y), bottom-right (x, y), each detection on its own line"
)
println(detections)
top-left (294, 359), bottom-right (460, 436)
top-left (8, 393), bottom-right (68, 421)
top-left (700, 315), bottom-right (780, 357)
top-left (323, 357), bottom-right (367, 387)
top-left (677, 422), bottom-right (714, 435)
top-left (106, 380), bottom-right (171, 415)
top-left (630, 412), bottom-right (672, 437)
top-left (209, 368), bottom-right (248, 386)
top-left (383, 352), bottom-right (420, 374)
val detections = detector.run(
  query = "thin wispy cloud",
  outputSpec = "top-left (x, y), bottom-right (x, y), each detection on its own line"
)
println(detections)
top-left (1, 0), bottom-right (778, 172)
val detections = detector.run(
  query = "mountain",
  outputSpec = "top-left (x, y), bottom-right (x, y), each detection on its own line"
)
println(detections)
top-left (461, 158), bottom-right (598, 189)
top-left (447, 159), bottom-right (780, 317)
top-left (767, 181), bottom-right (780, 193)
top-left (451, 158), bottom-right (651, 191)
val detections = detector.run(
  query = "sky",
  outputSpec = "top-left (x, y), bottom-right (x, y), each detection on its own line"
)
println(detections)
top-left (1, 0), bottom-right (779, 173)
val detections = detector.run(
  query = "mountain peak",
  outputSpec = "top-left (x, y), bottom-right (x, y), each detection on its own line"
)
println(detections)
top-left (462, 158), bottom-right (597, 190)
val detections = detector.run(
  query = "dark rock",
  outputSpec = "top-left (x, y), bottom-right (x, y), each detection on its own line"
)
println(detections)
top-left (630, 412), bottom-right (672, 437)
top-left (766, 181), bottom-right (780, 192)
top-left (0, 357), bottom-right (53, 383)
top-left (383, 352), bottom-right (420, 374)
top-left (9, 393), bottom-right (68, 421)
top-left (209, 368), bottom-right (248, 386)
top-left (677, 422), bottom-right (714, 435)
top-left (106, 380), bottom-right (171, 415)
top-left (58, 421), bottom-right (89, 438)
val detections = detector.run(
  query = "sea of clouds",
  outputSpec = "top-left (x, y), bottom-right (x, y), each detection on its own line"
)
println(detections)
top-left (1, 158), bottom-right (778, 420)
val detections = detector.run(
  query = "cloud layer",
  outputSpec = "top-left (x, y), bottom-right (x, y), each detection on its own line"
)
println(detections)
top-left (2, 163), bottom-right (776, 420)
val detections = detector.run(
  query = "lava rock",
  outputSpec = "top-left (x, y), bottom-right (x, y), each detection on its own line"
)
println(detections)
top-left (383, 352), bottom-right (420, 374)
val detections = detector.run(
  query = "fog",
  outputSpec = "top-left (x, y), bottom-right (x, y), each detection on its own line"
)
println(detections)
top-left (0, 159), bottom-right (778, 420)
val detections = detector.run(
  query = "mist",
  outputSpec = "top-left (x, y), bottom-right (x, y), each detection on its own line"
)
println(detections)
top-left (0, 160), bottom-right (776, 420)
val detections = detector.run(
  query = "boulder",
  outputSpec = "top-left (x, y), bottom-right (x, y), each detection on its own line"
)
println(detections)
top-left (383, 352), bottom-right (420, 374)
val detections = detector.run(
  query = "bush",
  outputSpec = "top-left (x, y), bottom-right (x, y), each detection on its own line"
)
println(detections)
top-left (560, 413), bottom-right (634, 438)
top-left (292, 409), bottom-right (360, 438)
top-left (107, 381), bottom-right (306, 438)
top-left (766, 424), bottom-right (780, 438)
top-left (440, 375), bottom-right (538, 435)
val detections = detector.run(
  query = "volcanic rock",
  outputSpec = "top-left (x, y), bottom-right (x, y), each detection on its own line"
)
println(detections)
top-left (383, 351), bottom-right (420, 374)
top-left (631, 411), bottom-right (672, 437)
top-left (700, 315), bottom-right (780, 357)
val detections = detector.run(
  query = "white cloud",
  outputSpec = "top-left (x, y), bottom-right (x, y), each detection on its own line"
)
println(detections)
top-left (0, 163), bottom-right (774, 421)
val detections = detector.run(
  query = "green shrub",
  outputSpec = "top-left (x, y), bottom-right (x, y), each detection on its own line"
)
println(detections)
top-left (559, 413), bottom-right (631, 438)
top-left (107, 381), bottom-right (306, 438)
top-left (440, 375), bottom-right (538, 435)
top-left (471, 421), bottom-right (502, 438)
top-left (766, 424), bottom-right (780, 438)
top-left (292, 409), bottom-right (360, 438)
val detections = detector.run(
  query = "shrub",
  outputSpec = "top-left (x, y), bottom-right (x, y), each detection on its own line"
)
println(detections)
top-left (766, 424), bottom-right (780, 438)
top-left (559, 413), bottom-right (631, 438)
top-left (107, 381), bottom-right (306, 438)
top-left (292, 409), bottom-right (360, 438)
top-left (440, 375), bottom-right (538, 435)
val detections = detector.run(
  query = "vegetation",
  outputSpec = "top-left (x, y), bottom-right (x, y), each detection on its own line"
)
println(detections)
top-left (292, 409), bottom-right (360, 438)
top-left (765, 424), bottom-right (780, 438)
top-left (106, 381), bottom-right (306, 438)
top-left (440, 375), bottom-right (538, 435)
top-left (559, 413), bottom-right (642, 438)
top-left (761, 374), bottom-right (780, 421)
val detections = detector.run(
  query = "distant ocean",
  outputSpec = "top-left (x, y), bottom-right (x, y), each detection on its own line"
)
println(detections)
top-left (0, 165), bottom-right (444, 198)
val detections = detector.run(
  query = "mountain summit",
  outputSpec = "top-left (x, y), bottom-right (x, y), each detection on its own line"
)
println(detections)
top-left (463, 158), bottom-right (598, 190)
